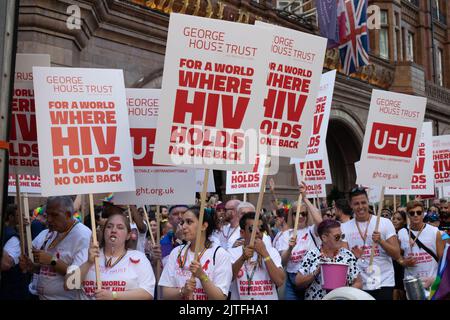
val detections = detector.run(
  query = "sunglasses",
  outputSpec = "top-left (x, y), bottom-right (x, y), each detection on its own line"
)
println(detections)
top-left (247, 225), bottom-right (265, 233)
top-left (332, 233), bottom-right (345, 241)
top-left (350, 186), bottom-right (366, 194)
top-left (408, 210), bottom-right (423, 217)
top-left (324, 213), bottom-right (335, 218)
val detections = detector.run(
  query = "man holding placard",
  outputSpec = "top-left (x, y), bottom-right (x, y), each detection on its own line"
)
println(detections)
top-left (347, 89), bottom-right (427, 300)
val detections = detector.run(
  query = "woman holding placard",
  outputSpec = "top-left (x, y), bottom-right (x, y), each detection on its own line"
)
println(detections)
top-left (76, 212), bottom-right (155, 300)
top-left (278, 183), bottom-right (323, 300)
top-left (159, 206), bottom-right (232, 300)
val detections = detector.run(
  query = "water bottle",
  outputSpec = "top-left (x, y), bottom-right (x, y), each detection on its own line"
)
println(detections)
top-left (403, 276), bottom-right (426, 300)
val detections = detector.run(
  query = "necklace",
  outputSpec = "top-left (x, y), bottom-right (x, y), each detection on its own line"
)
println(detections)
top-left (104, 249), bottom-right (127, 268)
top-left (408, 223), bottom-right (426, 251)
top-left (48, 220), bottom-right (78, 250)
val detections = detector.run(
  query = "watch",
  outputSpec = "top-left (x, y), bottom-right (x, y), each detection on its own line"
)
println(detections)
top-left (50, 256), bottom-right (57, 266)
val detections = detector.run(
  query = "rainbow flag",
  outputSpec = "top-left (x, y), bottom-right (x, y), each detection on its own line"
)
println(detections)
top-left (429, 243), bottom-right (450, 300)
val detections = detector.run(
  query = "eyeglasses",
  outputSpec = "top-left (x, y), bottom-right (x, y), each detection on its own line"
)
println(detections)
top-left (408, 210), bottom-right (423, 217)
top-left (332, 233), bottom-right (345, 241)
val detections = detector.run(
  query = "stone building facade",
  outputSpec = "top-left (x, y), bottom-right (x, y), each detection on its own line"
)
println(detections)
top-left (16, 0), bottom-right (450, 208)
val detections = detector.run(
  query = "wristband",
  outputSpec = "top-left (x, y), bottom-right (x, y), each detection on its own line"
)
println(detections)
top-left (263, 256), bottom-right (271, 262)
top-left (112, 291), bottom-right (118, 300)
top-left (200, 274), bottom-right (209, 283)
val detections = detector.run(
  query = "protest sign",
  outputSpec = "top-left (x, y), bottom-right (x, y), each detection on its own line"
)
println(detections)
top-left (226, 154), bottom-right (267, 194)
top-left (9, 54), bottom-right (50, 175)
top-left (386, 122), bottom-right (434, 195)
top-left (255, 21), bottom-right (327, 158)
top-left (294, 149), bottom-right (332, 185)
top-left (32, 67), bottom-right (136, 196)
top-left (357, 90), bottom-right (426, 188)
top-left (195, 169), bottom-right (216, 193)
top-left (8, 174), bottom-right (41, 195)
top-left (354, 161), bottom-right (382, 203)
top-left (154, 13), bottom-right (270, 170)
top-left (113, 89), bottom-right (196, 205)
top-left (433, 135), bottom-right (450, 186)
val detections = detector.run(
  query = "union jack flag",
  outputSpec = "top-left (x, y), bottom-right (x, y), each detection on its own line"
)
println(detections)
top-left (338, 0), bottom-right (369, 75)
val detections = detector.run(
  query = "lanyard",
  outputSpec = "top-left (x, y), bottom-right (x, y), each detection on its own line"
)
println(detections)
top-left (244, 259), bottom-right (258, 296)
top-left (355, 216), bottom-right (372, 249)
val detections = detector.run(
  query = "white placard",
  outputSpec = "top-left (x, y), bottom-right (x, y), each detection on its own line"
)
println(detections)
top-left (357, 90), bottom-right (426, 187)
top-left (386, 122), bottom-right (434, 195)
top-left (33, 67), bottom-right (136, 196)
top-left (8, 174), bottom-right (41, 195)
top-left (195, 169), bottom-right (216, 193)
top-left (291, 70), bottom-right (336, 163)
top-left (226, 154), bottom-right (266, 194)
top-left (433, 135), bottom-right (450, 186)
top-left (255, 21), bottom-right (327, 158)
top-left (9, 54), bottom-right (50, 175)
top-left (154, 13), bottom-right (271, 170)
top-left (113, 89), bottom-right (196, 205)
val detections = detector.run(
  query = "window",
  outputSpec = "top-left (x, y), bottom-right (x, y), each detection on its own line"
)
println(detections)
top-left (277, 0), bottom-right (303, 14)
top-left (379, 10), bottom-right (389, 60)
top-left (437, 48), bottom-right (444, 86)
top-left (407, 32), bottom-right (414, 62)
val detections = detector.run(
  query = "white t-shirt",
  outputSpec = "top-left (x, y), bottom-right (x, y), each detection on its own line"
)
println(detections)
top-left (130, 222), bottom-right (148, 254)
top-left (3, 236), bottom-right (20, 265)
top-left (398, 224), bottom-right (439, 279)
top-left (278, 226), bottom-right (318, 273)
top-left (341, 216), bottom-right (397, 290)
top-left (228, 246), bottom-right (282, 300)
top-left (78, 249), bottom-right (155, 300)
top-left (33, 222), bottom-right (91, 300)
top-left (159, 243), bottom-right (232, 300)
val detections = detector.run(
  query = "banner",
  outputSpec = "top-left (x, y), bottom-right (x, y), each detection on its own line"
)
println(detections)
top-left (32, 67), bottom-right (136, 196)
top-left (154, 13), bottom-right (270, 170)
top-left (113, 89), bottom-right (196, 206)
top-left (255, 21), bottom-right (327, 158)
top-left (433, 135), bottom-right (450, 186)
top-left (291, 70), bottom-right (336, 163)
top-left (9, 54), bottom-right (50, 175)
top-left (386, 122), bottom-right (434, 195)
top-left (195, 169), bottom-right (216, 193)
top-left (8, 174), bottom-right (41, 195)
top-left (226, 154), bottom-right (266, 194)
top-left (357, 90), bottom-right (426, 188)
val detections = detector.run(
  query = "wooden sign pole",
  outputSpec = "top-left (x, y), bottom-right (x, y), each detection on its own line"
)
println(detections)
top-left (368, 187), bottom-right (385, 272)
top-left (14, 174), bottom-right (26, 256)
top-left (89, 193), bottom-right (102, 289)
top-left (188, 169), bottom-right (210, 300)
top-left (249, 156), bottom-right (271, 247)
top-left (142, 206), bottom-right (155, 246)
top-left (23, 192), bottom-right (34, 262)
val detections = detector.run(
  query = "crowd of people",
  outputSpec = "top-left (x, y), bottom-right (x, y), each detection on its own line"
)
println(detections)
top-left (1, 182), bottom-right (449, 300)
